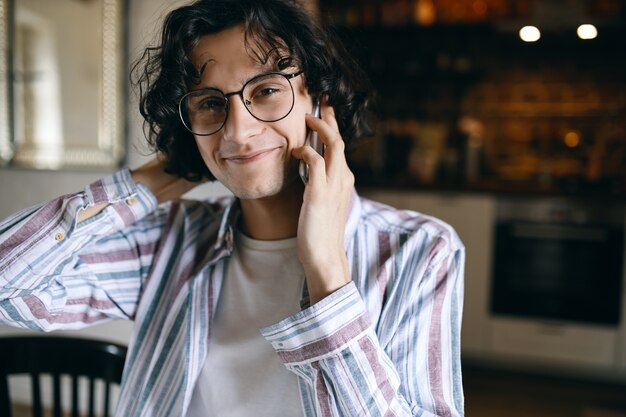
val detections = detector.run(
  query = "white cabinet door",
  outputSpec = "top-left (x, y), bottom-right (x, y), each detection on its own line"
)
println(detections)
top-left (490, 317), bottom-right (617, 368)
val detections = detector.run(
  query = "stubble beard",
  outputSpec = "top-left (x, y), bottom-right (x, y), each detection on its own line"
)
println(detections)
top-left (220, 158), bottom-right (301, 201)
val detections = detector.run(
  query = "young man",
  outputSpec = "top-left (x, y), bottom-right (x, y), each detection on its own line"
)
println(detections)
top-left (0, 1), bottom-right (465, 416)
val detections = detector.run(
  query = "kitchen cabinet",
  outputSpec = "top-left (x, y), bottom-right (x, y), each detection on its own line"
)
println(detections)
top-left (487, 197), bottom-right (626, 375)
top-left (619, 209), bottom-right (626, 377)
top-left (490, 317), bottom-right (618, 368)
top-left (359, 189), bottom-right (496, 356)
top-left (332, 18), bottom-right (626, 194)
top-left (361, 188), bottom-right (626, 382)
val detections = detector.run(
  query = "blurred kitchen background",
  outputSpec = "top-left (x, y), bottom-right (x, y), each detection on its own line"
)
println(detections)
top-left (324, 1), bottom-right (626, 415)
top-left (1, 0), bottom-right (626, 416)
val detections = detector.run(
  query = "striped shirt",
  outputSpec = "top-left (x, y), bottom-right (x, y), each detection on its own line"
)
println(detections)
top-left (0, 169), bottom-right (465, 417)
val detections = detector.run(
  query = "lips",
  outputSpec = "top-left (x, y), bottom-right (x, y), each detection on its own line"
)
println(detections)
top-left (222, 147), bottom-right (280, 164)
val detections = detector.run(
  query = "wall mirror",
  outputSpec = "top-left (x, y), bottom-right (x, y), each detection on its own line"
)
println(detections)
top-left (0, 0), bottom-right (125, 170)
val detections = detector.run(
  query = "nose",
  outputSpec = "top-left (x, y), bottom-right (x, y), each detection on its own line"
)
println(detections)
top-left (222, 94), bottom-right (262, 143)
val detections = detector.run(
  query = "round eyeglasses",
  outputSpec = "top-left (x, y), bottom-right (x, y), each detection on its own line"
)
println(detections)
top-left (178, 71), bottom-right (303, 136)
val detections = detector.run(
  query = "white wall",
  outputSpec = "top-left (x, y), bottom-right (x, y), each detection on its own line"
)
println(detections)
top-left (0, 0), bottom-right (229, 345)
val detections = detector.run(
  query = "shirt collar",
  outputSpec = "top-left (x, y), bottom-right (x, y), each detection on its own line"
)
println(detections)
top-left (213, 188), bottom-right (362, 255)
top-left (213, 197), bottom-right (240, 255)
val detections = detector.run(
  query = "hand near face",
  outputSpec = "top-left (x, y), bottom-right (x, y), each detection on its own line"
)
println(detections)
top-left (131, 157), bottom-right (202, 204)
top-left (291, 101), bottom-right (354, 304)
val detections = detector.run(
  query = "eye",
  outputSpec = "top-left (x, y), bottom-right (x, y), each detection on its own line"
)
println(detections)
top-left (249, 81), bottom-right (287, 101)
top-left (256, 86), bottom-right (281, 97)
top-left (197, 96), bottom-right (225, 111)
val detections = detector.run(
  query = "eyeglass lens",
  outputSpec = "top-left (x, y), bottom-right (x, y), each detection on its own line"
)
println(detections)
top-left (180, 73), bottom-right (296, 136)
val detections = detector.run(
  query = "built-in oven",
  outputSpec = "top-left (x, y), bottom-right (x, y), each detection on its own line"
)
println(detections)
top-left (490, 197), bottom-right (625, 326)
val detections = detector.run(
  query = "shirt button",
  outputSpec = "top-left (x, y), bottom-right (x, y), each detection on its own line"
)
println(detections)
top-left (126, 196), bottom-right (138, 206)
top-left (54, 232), bottom-right (65, 241)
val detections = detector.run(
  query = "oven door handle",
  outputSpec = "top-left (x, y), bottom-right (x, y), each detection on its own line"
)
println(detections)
top-left (511, 224), bottom-right (609, 242)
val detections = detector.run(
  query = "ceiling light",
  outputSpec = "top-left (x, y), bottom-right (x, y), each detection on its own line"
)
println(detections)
top-left (519, 26), bottom-right (541, 42)
top-left (577, 24), bottom-right (598, 40)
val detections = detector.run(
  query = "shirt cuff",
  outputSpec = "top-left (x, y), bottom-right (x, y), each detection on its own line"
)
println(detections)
top-left (260, 282), bottom-right (371, 365)
top-left (75, 168), bottom-right (158, 231)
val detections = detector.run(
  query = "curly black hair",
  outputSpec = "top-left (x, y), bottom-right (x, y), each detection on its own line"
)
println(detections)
top-left (132, 0), bottom-right (372, 181)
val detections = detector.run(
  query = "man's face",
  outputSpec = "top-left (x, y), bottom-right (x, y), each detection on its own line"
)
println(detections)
top-left (187, 25), bottom-right (312, 200)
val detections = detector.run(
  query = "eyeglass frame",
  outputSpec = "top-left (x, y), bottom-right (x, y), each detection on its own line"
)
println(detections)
top-left (178, 70), bottom-right (304, 136)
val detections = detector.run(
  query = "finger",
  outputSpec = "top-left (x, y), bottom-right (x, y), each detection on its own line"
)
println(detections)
top-left (305, 113), bottom-right (342, 149)
top-left (305, 114), bottom-right (348, 176)
top-left (306, 112), bottom-right (341, 148)
top-left (293, 145), bottom-right (324, 168)
top-left (292, 146), bottom-right (326, 184)
top-left (320, 97), bottom-right (340, 133)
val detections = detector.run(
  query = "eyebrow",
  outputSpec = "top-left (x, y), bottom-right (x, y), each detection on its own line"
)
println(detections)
top-left (197, 59), bottom-right (262, 86)
top-left (193, 64), bottom-right (288, 93)
top-left (197, 59), bottom-right (215, 76)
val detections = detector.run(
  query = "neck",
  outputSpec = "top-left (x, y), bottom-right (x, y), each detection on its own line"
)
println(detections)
top-left (238, 180), bottom-right (304, 240)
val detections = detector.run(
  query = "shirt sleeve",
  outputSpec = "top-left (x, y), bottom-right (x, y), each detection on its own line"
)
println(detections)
top-left (260, 239), bottom-right (465, 417)
top-left (0, 169), bottom-right (164, 332)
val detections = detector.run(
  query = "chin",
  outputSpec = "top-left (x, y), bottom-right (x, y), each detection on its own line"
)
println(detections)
top-left (231, 186), bottom-right (279, 200)
top-left (225, 170), bottom-right (301, 201)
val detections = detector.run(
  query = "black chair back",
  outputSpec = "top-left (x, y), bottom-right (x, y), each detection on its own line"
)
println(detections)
top-left (0, 336), bottom-right (127, 417)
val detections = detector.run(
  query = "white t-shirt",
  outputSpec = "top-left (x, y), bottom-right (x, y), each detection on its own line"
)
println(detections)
top-left (185, 230), bottom-right (305, 417)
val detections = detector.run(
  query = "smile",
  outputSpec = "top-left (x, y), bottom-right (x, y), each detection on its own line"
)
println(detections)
top-left (222, 147), bottom-right (280, 164)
